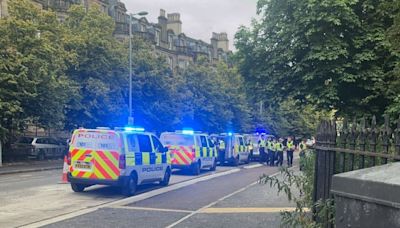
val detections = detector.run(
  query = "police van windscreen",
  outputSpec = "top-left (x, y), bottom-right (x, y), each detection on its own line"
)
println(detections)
top-left (249, 136), bottom-right (260, 143)
top-left (160, 133), bottom-right (194, 146)
top-left (72, 131), bottom-right (119, 151)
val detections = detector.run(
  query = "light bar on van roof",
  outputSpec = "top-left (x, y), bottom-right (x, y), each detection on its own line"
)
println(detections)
top-left (228, 132), bottom-right (233, 136)
top-left (124, 126), bottom-right (145, 132)
top-left (96, 127), bottom-right (111, 130)
top-left (182, 129), bottom-right (194, 135)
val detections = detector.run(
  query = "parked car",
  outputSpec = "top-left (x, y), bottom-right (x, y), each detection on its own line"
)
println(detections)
top-left (11, 137), bottom-right (67, 160)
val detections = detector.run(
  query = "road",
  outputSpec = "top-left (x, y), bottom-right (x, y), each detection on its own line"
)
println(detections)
top-left (0, 161), bottom-right (298, 228)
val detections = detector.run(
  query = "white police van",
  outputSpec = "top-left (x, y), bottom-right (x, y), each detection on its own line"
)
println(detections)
top-left (67, 127), bottom-right (171, 196)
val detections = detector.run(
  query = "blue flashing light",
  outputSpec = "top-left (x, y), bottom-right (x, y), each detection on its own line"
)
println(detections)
top-left (182, 129), bottom-right (194, 135)
top-left (124, 126), bottom-right (145, 132)
top-left (228, 132), bottom-right (233, 136)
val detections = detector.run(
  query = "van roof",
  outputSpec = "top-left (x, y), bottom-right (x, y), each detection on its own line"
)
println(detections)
top-left (73, 128), bottom-right (152, 135)
top-left (220, 133), bottom-right (244, 136)
top-left (161, 132), bottom-right (208, 136)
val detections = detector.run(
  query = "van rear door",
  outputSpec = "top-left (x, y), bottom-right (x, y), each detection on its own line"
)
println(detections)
top-left (69, 130), bottom-right (121, 180)
top-left (160, 133), bottom-right (195, 166)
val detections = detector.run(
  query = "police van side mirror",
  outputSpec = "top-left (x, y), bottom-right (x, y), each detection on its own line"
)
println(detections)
top-left (162, 146), bottom-right (169, 153)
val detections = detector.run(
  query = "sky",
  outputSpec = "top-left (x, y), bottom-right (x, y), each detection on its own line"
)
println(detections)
top-left (122, 0), bottom-right (258, 50)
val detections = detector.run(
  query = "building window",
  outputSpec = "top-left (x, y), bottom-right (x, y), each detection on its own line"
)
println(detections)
top-left (155, 30), bottom-right (160, 46)
top-left (178, 60), bottom-right (185, 68)
top-left (168, 35), bottom-right (173, 50)
top-left (167, 56), bottom-right (173, 68)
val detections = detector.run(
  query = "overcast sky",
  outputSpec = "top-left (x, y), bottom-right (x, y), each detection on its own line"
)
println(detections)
top-left (122, 0), bottom-right (258, 50)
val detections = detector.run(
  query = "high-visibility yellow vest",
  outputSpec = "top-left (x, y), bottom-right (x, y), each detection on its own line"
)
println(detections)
top-left (286, 140), bottom-right (295, 150)
top-left (248, 143), bottom-right (253, 150)
top-left (219, 140), bottom-right (225, 150)
top-left (267, 141), bottom-right (274, 150)
top-left (260, 139), bottom-right (266, 147)
top-left (275, 142), bottom-right (283, 152)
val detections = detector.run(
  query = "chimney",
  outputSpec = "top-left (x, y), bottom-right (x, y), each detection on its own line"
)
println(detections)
top-left (211, 32), bottom-right (229, 54)
top-left (167, 13), bottom-right (182, 35)
top-left (158, 9), bottom-right (168, 42)
top-left (160, 9), bottom-right (166, 17)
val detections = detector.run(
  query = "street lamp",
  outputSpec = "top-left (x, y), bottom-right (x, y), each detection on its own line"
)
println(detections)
top-left (128, 11), bottom-right (148, 125)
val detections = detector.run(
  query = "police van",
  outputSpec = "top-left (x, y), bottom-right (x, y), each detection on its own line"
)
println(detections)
top-left (218, 133), bottom-right (250, 166)
top-left (160, 130), bottom-right (217, 175)
top-left (67, 127), bottom-right (171, 196)
top-left (244, 134), bottom-right (261, 161)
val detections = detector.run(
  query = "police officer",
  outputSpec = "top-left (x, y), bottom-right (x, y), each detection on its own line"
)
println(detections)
top-left (258, 135), bottom-right (266, 163)
top-left (266, 137), bottom-right (274, 165)
top-left (299, 138), bottom-right (307, 171)
top-left (247, 139), bottom-right (253, 161)
top-left (286, 136), bottom-right (295, 167)
top-left (275, 138), bottom-right (284, 166)
top-left (269, 137), bottom-right (277, 166)
top-left (218, 138), bottom-right (226, 164)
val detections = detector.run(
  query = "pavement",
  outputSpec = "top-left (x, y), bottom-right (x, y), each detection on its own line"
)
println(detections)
top-left (0, 159), bottom-right (63, 175)
top-left (40, 163), bottom-right (299, 228)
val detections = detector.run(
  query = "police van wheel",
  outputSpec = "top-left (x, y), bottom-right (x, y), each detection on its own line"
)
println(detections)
top-left (245, 155), bottom-right (250, 164)
top-left (122, 174), bottom-right (137, 196)
top-left (192, 162), bottom-right (201, 175)
top-left (160, 168), bottom-right (171, 186)
top-left (232, 156), bottom-right (239, 166)
top-left (210, 159), bottom-right (217, 171)
top-left (218, 152), bottom-right (225, 166)
top-left (71, 183), bottom-right (85, 192)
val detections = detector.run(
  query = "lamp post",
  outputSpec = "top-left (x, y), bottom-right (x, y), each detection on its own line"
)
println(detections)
top-left (128, 11), bottom-right (148, 125)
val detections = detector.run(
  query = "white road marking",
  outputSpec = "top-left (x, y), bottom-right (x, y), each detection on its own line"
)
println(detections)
top-left (199, 207), bottom-right (305, 213)
top-left (20, 168), bottom-right (241, 228)
top-left (243, 164), bottom-right (263, 169)
top-left (165, 166), bottom-right (297, 228)
top-left (109, 205), bottom-right (193, 214)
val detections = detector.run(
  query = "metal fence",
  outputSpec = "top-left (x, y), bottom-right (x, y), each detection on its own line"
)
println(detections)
top-left (313, 115), bottom-right (400, 225)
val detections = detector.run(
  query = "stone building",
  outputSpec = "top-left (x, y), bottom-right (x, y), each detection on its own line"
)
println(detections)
top-left (0, 0), bottom-right (8, 18)
top-left (129, 9), bottom-right (230, 70)
top-left (0, 0), bottom-right (230, 69)
top-left (0, 0), bottom-right (78, 21)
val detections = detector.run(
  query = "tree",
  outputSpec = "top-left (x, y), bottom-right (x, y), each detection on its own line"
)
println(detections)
top-left (130, 36), bottom-right (185, 132)
top-left (178, 57), bottom-right (251, 133)
top-left (385, 1), bottom-right (400, 119)
top-left (0, 0), bottom-right (74, 139)
top-left (263, 98), bottom-right (334, 137)
top-left (235, 0), bottom-right (399, 121)
top-left (62, 5), bottom-right (128, 129)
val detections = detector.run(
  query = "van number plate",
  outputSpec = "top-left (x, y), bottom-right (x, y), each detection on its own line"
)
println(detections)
top-left (74, 161), bottom-right (92, 171)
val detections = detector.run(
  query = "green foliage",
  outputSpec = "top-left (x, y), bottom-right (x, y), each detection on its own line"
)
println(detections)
top-left (179, 59), bottom-right (251, 133)
top-left (0, 0), bottom-right (74, 139)
top-left (62, 5), bottom-right (128, 129)
top-left (235, 0), bottom-right (400, 123)
top-left (385, 2), bottom-right (400, 119)
top-left (260, 151), bottom-right (335, 227)
top-left (130, 36), bottom-right (183, 132)
top-left (0, 0), bottom-right (251, 142)
top-left (263, 98), bottom-right (335, 137)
